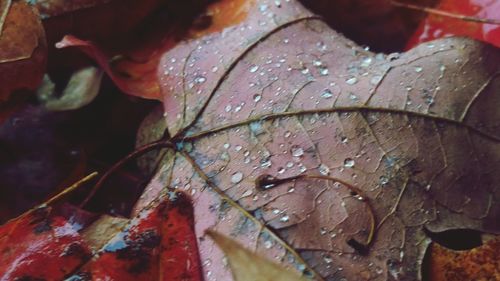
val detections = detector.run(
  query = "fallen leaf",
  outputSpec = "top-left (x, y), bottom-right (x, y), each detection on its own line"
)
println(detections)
top-left (37, 66), bottom-right (103, 111)
top-left (0, 205), bottom-right (93, 280)
top-left (132, 0), bottom-right (500, 280)
top-left (405, 0), bottom-right (500, 49)
top-left (55, 0), bottom-right (254, 100)
top-left (428, 236), bottom-right (500, 281)
top-left (207, 230), bottom-right (308, 281)
top-left (0, 0), bottom-right (47, 101)
top-left (68, 192), bottom-right (202, 281)
top-left (55, 35), bottom-right (164, 100)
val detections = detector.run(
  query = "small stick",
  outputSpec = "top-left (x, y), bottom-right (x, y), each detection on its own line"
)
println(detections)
top-left (4, 172), bottom-right (98, 224)
top-left (391, 1), bottom-right (500, 25)
top-left (79, 140), bottom-right (174, 208)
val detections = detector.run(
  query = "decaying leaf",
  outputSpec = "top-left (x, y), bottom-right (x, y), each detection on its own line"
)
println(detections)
top-left (428, 237), bottom-right (500, 281)
top-left (130, 0), bottom-right (500, 280)
top-left (207, 230), bottom-right (308, 281)
top-left (0, 171), bottom-right (203, 280)
top-left (0, 0), bottom-right (47, 101)
top-left (37, 66), bottom-right (103, 111)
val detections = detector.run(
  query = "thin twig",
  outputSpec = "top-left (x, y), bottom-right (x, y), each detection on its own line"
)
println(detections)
top-left (392, 0), bottom-right (500, 25)
top-left (5, 172), bottom-right (98, 224)
top-left (79, 139), bottom-right (174, 208)
top-left (256, 174), bottom-right (377, 251)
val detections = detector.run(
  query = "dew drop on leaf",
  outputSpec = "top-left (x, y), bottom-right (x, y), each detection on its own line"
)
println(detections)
top-left (319, 164), bottom-right (330, 175)
top-left (231, 172), bottom-right (244, 184)
top-left (379, 176), bottom-right (389, 185)
top-left (249, 65), bottom-right (259, 73)
top-left (345, 77), bottom-right (358, 85)
top-left (253, 94), bottom-right (262, 102)
top-left (291, 145), bottom-right (304, 157)
top-left (194, 75), bottom-right (206, 84)
top-left (321, 89), bottom-right (333, 99)
top-left (344, 158), bottom-right (355, 168)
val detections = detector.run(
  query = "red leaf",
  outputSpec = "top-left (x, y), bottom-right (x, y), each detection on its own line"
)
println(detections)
top-left (406, 0), bottom-right (500, 49)
top-left (0, 206), bottom-right (92, 280)
top-left (160, 192), bottom-right (202, 281)
top-left (69, 192), bottom-right (202, 280)
top-left (56, 35), bottom-right (163, 100)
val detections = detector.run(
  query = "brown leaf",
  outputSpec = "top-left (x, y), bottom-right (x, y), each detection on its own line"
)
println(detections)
top-left (428, 236), bottom-right (500, 281)
top-left (0, 0), bottom-right (46, 101)
top-left (207, 230), bottom-right (308, 281)
top-left (134, 0), bottom-right (500, 280)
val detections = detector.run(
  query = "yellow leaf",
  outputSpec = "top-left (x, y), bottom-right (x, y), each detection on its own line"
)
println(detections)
top-left (207, 230), bottom-right (309, 281)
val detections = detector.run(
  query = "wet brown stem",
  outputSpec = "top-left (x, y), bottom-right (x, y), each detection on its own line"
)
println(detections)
top-left (256, 173), bottom-right (376, 253)
top-left (79, 139), bottom-right (174, 208)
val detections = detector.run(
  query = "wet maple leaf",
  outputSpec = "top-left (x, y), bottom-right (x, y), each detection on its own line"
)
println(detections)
top-left (130, 0), bottom-right (500, 280)
top-left (0, 0), bottom-right (46, 102)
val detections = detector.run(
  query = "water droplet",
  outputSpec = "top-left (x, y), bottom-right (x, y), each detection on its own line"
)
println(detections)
top-left (341, 136), bottom-right (348, 143)
top-left (264, 240), bottom-right (273, 249)
top-left (284, 131), bottom-right (291, 138)
top-left (320, 227), bottom-right (327, 235)
top-left (321, 89), bottom-right (333, 99)
top-left (235, 145), bottom-right (242, 151)
top-left (318, 164), bottom-right (330, 175)
top-left (194, 75), bottom-right (206, 84)
top-left (231, 172), bottom-right (243, 184)
top-left (301, 67), bottom-right (310, 75)
top-left (260, 159), bottom-right (272, 168)
top-left (349, 93), bottom-right (359, 101)
top-left (250, 65), bottom-right (259, 73)
top-left (291, 145), bottom-right (304, 157)
top-left (253, 94), bottom-right (262, 102)
top-left (361, 57), bottom-right (372, 68)
top-left (346, 77), bottom-right (358, 85)
top-left (319, 67), bottom-right (329, 76)
top-left (414, 66), bottom-right (423, 73)
top-left (211, 66), bottom-right (218, 72)
top-left (379, 176), bottom-right (389, 185)
top-left (299, 164), bottom-right (307, 173)
top-left (278, 167), bottom-right (285, 174)
top-left (225, 105), bottom-right (232, 112)
top-left (344, 158), bottom-right (355, 168)
top-left (323, 255), bottom-right (333, 264)
top-left (223, 143), bottom-right (230, 149)
top-left (279, 215), bottom-right (289, 222)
